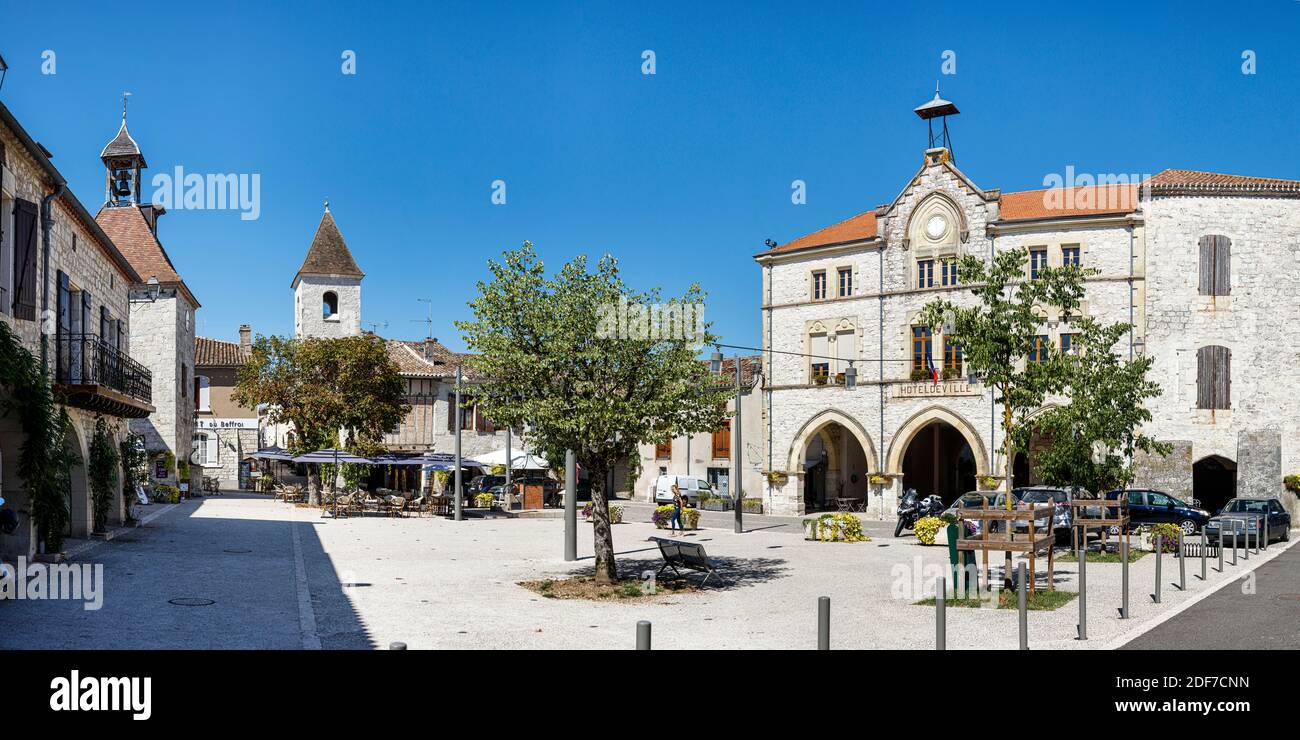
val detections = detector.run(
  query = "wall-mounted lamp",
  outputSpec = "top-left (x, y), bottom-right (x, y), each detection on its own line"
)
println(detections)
top-left (709, 347), bottom-right (723, 374)
top-left (147, 275), bottom-right (161, 301)
top-left (844, 362), bottom-right (857, 390)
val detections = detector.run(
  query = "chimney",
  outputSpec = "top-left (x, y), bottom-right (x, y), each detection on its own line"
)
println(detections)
top-left (239, 324), bottom-right (251, 348)
top-left (423, 337), bottom-right (437, 361)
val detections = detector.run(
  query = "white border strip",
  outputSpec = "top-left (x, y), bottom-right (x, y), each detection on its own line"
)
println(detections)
top-left (291, 517), bottom-right (323, 650)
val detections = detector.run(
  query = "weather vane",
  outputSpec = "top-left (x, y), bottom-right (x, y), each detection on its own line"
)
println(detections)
top-left (121, 90), bottom-right (132, 121)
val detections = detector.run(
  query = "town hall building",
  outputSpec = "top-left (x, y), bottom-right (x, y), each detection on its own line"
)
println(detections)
top-left (756, 93), bottom-right (1300, 519)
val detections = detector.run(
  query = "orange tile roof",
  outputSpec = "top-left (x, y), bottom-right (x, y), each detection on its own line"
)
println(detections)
top-left (94, 204), bottom-right (196, 297)
top-left (1147, 168), bottom-right (1300, 193)
top-left (998, 183), bottom-right (1140, 221)
top-left (763, 210), bottom-right (878, 256)
top-left (195, 336), bottom-right (251, 367)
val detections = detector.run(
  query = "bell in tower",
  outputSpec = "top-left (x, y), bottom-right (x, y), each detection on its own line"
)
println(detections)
top-left (100, 92), bottom-right (147, 207)
top-left (914, 84), bottom-right (960, 163)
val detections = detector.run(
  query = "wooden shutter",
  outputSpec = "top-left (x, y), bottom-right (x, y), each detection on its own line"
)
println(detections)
top-left (655, 442), bottom-right (672, 459)
top-left (1198, 235), bottom-right (1231, 296)
top-left (12, 199), bottom-right (38, 320)
top-left (447, 392), bottom-right (457, 432)
top-left (1196, 345), bottom-right (1231, 410)
top-left (711, 420), bottom-right (731, 460)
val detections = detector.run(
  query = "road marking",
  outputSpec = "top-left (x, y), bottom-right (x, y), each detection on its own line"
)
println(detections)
top-left (290, 517), bottom-right (323, 650)
top-left (1106, 535), bottom-right (1298, 649)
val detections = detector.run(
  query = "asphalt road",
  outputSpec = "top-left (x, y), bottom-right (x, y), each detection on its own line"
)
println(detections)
top-left (1121, 537), bottom-right (1300, 650)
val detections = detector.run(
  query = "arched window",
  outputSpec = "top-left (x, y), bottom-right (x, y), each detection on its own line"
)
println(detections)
top-left (323, 291), bottom-right (339, 319)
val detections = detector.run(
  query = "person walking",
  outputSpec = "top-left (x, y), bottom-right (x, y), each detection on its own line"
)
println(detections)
top-left (670, 483), bottom-right (685, 536)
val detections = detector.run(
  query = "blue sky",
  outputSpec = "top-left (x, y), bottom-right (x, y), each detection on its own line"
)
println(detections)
top-left (3, 0), bottom-right (1297, 350)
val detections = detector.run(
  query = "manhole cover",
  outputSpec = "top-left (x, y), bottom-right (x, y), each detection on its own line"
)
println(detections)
top-left (168, 598), bottom-right (215, 606)
top-left (1277, 593), bottom-right (1300, 601)
top-left (223, 548), bottom-right (252, 554)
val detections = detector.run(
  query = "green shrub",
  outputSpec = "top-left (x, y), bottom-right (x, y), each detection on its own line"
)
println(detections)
top-left (804, 512), bottom-right (868, 542)
top-left (473, 492), bottom-right (495, 508)
top-left (1284, 474), bottom-right (1300, 493)
top-left (1144, 523), bottom-right (1182, 552)
top-left (915, 516), bottom-right (946, 545)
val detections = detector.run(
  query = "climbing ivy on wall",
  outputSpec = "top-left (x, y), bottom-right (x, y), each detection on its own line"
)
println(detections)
top-left (88, 416), bottom-right (120, 533)
top-left (0, 320), bottom-right (74, 553)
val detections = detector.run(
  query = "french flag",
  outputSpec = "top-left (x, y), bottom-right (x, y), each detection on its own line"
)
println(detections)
top-left (927, 351), bottom-right (939, 385)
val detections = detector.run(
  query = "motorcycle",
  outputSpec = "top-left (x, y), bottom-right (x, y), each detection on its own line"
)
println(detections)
top-left (894, 488), bottom-right (945, 537)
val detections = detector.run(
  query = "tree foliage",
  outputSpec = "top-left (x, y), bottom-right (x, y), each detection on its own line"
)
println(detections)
top-left (918, 247), bottom-right (1092, 500)
top-left (88, 416), bottom-right (120, 533)
top-left (233, 334), bottom-right (409, 504)
top-left (457, 243), bottom-right (731, 583)
top-left (1024, 318), bottom-right (1171, 495)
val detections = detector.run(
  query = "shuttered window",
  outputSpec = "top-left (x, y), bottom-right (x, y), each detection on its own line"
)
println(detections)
top-left (13, 199), bottom-right (38, 320)
top-left (711, 420), bottom-right (731, 460)
top-left (1198, 235), bottom-right (1231, 296)
top-left (1196, 345), bottom-right (1231, 410)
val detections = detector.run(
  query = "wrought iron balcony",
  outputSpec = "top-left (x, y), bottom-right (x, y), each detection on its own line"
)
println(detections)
top-left (52, 332), bottom-right (154, 418)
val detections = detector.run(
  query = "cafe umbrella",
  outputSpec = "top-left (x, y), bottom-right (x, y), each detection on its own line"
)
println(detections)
top-left (291, 448), bottom-right (376, 497)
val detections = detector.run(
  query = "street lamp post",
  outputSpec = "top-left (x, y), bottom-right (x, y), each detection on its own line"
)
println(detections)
top-left (453, 365), bottom-right (463, 521)
top-left (733, 358), bottom-right (744, 534)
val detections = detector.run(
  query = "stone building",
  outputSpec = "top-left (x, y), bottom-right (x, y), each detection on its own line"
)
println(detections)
top-left (294, 204), bottom-right (362, 340)
top-left (627, 356), bottom-right (765, 502)
top-left (193, 326), bottom-right (259, 490)
top-left (95, 115), bottom-right (200, 494)
top-left (756, 96), bottom-right (1300, 520)
top-left (0, 99), bottom-right (152, 558)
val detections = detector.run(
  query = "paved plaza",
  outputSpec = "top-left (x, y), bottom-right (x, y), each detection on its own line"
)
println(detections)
top-left (0, 493), bottom-right (1290, 650)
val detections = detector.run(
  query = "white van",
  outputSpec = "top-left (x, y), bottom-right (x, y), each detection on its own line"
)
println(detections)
top-left (651, 475), bottom-right (715, 504)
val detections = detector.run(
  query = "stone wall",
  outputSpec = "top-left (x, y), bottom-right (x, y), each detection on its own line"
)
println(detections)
top-left (294, 274), bottom-right (362, 338)
top-left (128, 290), bottom-right (197, 489)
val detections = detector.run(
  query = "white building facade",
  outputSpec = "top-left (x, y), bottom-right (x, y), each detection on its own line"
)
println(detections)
top-left (758, 140), bottom-right (1300, 520)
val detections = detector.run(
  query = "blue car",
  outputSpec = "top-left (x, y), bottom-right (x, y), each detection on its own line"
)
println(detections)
top-left (1103, 489), bottom-right (1211, 536)
top-left (1206, 498), bottom-right (1292, 545)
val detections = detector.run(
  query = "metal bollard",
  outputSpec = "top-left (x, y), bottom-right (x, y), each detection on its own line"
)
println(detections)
top-left (936, 576), bottom-right (946, 650)
top-left (389, 642), bottom-right (407, 650)
top-left (1120, 537), bottom-right (1130, 619)
top-left (636, 620), bottom-right (652, 650)
top-left (1200, 529), bottom-right (1207, 580)
top-left (1153, 535), bottom-right (1163, 604)
top-left (1218, 527), bottom-right (1225, 572)
top-left (817, 596), bottom-right (830, 650)
top-left (1177, 530), bottom-right (1186, 591)
top-left (1244, 521), bottom-right (1250, 561)
top-left (1017, 562), bottom-right (1029, 650)
top-left (1231, 521), bottom-right (1239, 566)
top-left (1076, 546), bottom-right (1087, 641)
top-left (1261, 516), bottom-right (1268, 551)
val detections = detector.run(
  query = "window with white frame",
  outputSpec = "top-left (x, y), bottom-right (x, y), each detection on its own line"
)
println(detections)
top-left (196, 375), bottom-right (211, 412)
top-left (193, 431), bottom-right (218, 466)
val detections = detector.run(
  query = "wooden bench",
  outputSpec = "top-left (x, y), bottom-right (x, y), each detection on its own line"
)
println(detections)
top-left (650, 537), bottom-right (718, 587)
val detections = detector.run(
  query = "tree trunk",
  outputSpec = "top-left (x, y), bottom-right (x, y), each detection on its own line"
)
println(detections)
top-left (307, 465), bottom-right (322, 507)
top-left (588, 461), bottom-right (618, 584)
top-left (1003, 396), bottom-right (1014, 589)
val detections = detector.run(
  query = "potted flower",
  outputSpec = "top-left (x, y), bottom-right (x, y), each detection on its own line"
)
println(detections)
top-left (473, 492), bottom-right (495, 509)
top-left (764, 471), bottom-right (789, 486)
top-left (977, 475), bottom-right (1001, 491)
top-left (868, 473), bottom-right (890, 487)
top-left (1284, 474), bottom-right (1300, 493)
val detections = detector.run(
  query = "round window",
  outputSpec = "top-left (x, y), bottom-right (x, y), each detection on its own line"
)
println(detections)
top-left (925, 215), bottom-right (948, 239)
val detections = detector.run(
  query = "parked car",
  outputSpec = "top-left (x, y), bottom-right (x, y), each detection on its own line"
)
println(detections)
top-left (651, 475), bottom-right (714, 504)
top-left (943, 490), bottom-right (1019, 536)
top-left (1102, 489), bottom-right (1210, 536)
top-left (1013, 487), bottom-right (1074, 537)
top-left (1206, 497), bottom-right (1291, 545)
top-left (469, 474), bottom-right (505, 497)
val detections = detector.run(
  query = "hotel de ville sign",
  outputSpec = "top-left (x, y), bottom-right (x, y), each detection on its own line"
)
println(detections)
top-left (892, 380), bottom-right (982, 399)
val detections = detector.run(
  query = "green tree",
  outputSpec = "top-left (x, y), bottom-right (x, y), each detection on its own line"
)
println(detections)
top-left (918, 248), bottom-right (1090, 504)
top-left (88, 416), bottom-right (121, 533)
top-left (457, 243), bottom-right (730, 584)
top-left (1024, 318), bottom-right (1170, 496)
top-left (120, 433), bottom-right (148, 523)
top-left (233, 334), bottom-right (409, 505)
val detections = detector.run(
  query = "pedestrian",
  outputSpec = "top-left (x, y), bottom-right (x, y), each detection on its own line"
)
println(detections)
top-left (671, 483), bottom-right (685, 535)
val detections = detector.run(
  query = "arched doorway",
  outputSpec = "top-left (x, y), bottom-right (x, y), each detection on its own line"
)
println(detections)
top-left (788, 411), bottom-right (877, 513)
top-left (64, 423), bottom-right (90, 539)
top-left (1193, 455), bottom-right (1236, 513)
top-left (887, 408), bottom-right (988, 506)
top-left (900, 421), bottom-right (976, 505)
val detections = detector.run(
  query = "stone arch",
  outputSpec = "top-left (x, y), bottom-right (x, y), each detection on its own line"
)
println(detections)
top-left (65, 420), bottom-right (91, 538)
top-left (785, 409), bottom-right (879, 476)
top-left (886, 405), bottom-right (989, 478)
top-left (907, 190), bottom-right (969, 246)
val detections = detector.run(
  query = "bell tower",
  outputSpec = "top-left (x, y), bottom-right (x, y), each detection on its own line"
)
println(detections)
top-left (914, 84), bottom-right (960, 163)
top-left (292, 200), bottom-right (365, 339)
top-left (101, 92), bottom-right (146, 207)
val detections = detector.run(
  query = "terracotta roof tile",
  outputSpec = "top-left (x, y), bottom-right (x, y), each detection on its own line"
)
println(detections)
top-left (762, 210), bottom-right (878, 256)
top-left (382, 337), bottom-right (475, 379)
top-left (1146, 168), bottom-right (1300, 193)
top-left (998, 184), bottom-right (1140, 221)
top-left (95, 205), bottom-right (197, 305)
top-left (195, 336), bottom-right (251, 367)
top-left (294, 210), bottom-right (364, 285)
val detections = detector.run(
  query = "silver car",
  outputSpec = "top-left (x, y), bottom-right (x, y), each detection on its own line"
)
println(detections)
top-left (1206, 498), bottom-right (1292, 545)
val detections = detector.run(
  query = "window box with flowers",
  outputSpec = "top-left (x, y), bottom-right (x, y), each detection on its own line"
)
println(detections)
top-left (977, 475), bottom-right (1002, 491)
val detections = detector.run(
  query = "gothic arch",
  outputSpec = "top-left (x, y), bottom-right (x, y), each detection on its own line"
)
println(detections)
top-left (886, 405), bottom-right (989, 477)
top-left (785, 409), bottom-right (879, 476)
top-left (907, 190), bottom-right (969, 246)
